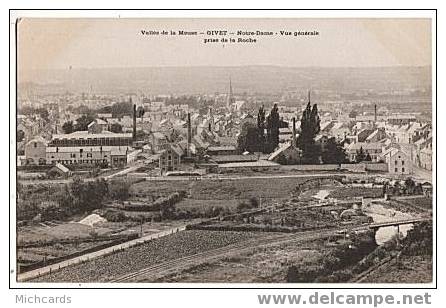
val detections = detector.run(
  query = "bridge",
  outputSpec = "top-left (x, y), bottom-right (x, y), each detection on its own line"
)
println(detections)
top-left (368, 217), bottom-right (431, 230)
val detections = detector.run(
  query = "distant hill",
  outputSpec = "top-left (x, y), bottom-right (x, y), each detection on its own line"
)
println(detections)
top-left (18, 66), bottom-right (432, 96)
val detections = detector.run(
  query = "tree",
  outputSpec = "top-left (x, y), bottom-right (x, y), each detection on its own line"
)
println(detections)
top-left (110, 123), bottom-right (123, 133)
top-left (321, 138), bottom-right (347, 164)
top-left (393, 181), bottom-right (402, 196)
top-left (349, 110), bottom-right (358, 119)
top-left (297, 98), bottom-right (321, 164)
top-left (111, 101), bottom-right (133, 117)
top-left (62, 121), bottom-right (74, 134)
top-left (237, 122), bottom-right (262, 153)
top-left (404, 177), bottom-right (416, 195)
top-left (257, 105), bottom-right (266, 152)
top-left (137, 106), bottom-right (145, 118)
top-left (74, 115), bottom-right (95, 131)
top-left (249, 197), bottom-right (259, 208)
top-left (356, 147), bottom-right (366, 163)
top-left (265, 103), bottom-right (280, 153)
top-left (38, 109), bottom-right (49, 121)
top-left (17, 130), bottom-right (25, 142)
top-left (364, 153), bottom-right (372, 161)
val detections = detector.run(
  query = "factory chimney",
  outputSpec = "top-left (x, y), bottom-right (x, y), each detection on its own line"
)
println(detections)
top-left (187, 113), bottom-right (191, 157)
top-left (374, 104), bottom-right (377, 123)
top-left (132, 103), bottom-right (137, 140)
top-left (292, 117), bottom-right (297, 147)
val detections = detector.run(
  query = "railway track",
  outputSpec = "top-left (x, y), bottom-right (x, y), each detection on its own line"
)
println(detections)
top-left (110, 227), bottom-right (346, 283)
top-left (349, 253), bottom-right (400, 283)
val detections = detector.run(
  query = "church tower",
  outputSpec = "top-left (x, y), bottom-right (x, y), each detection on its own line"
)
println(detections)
top-left (227, 77), bottom-right (234, 111)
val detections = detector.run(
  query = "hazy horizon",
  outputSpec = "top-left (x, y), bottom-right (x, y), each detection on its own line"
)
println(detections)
top-left (20, 63), bottom-right (432, 72)
top-left (17, 65), bottom-right (431, 96)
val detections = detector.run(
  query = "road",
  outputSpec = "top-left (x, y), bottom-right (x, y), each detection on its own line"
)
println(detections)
top-left (412, 165), bottom-right (432, 182)
top-left (17, 225), bottom-right (187, 282)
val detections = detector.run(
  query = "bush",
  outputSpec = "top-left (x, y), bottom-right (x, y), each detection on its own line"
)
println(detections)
top-left (102, 210), bottom-right (127, 222)
top-left (108, 180), bottom-right (130, 201)
top-left (236, 197), bottom-right (260, 212)
top-left (286, 232), bottom-right (376, 283)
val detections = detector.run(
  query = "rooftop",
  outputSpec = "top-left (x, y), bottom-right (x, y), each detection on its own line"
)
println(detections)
top-left (347, 142), bottom-right (384, 151)
top-left (218, 160), bottom-right (279, 168)
top-left (52, 131), bottom-right (132, 140)
top-left (46, 145), bottom-right (133, 153)
top-left (211, 154), bottom-right (258, 164)
top-left (207, 145), bottom-right (236, 152)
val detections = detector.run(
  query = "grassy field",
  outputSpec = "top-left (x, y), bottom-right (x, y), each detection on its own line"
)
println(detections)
top-left (17, 221), bottom-right (140, 266)
top-left (359, 255), bottom-right (432, 283)
top-left (155, 238), bottom-right (329, 283)
top-left (397, 197), bottom-right (433, 210)
top-left (328, 187), bottom-right (383, 199)
top-left (18, 241), bottom-right (115, 264)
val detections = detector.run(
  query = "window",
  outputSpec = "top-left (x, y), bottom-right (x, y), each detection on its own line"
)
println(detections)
top-left (402, 160), bottom-right (405, 165)
top-left (87, 153), bottom-right (92, 158)
top-left (395, 168), bottom-right (398, 172)
top-left (34, 142), bottom-right (37, 148)
top-left (395, 160), bottom-right (398, 165)
top-left (402, 168), bottom-right (405, 173)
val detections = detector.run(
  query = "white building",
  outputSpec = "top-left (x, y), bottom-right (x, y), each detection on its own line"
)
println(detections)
top-left (46, 145), bottom-right (139, 168)
top-left (381, 147), bottom-right (412, 175)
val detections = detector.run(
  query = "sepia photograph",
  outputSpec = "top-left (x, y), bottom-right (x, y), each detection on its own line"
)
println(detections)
top-left (12, 14), bottom-right (434, 286)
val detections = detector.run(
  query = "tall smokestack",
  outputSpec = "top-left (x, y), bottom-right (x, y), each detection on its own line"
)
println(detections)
top-left (292, 117), bottom-right (297, 147)
top-left (132, 103), bottom-right (137, 140)
top-left (374, 104), bottom-right (377, 122)
top-left (187, 113), bottom-right (191, 157)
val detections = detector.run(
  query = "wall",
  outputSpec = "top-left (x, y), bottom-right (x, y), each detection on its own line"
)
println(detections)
top-left (127, 149), bottom-right (142, 164)
top-left (46, 149), bottom-right (110, 165)
top-left (363, 163), bottom-right (388, 172)
top-left (283, 164), bottom-right (340, 171)
top-left (25, 140), bottom-right (46, 165)
top-left (280, 163), bottom-right (388, 173)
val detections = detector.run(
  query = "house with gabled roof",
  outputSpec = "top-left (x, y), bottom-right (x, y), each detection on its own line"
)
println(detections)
top-left (158, 143), bottom-right (184, 174)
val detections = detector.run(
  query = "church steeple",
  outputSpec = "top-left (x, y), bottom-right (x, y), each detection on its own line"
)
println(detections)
top-left (227, 77), bottom-right (234, 110)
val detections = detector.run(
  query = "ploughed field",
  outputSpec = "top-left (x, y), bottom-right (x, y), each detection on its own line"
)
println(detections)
top-left (130, 177), bottom-right (319, 200)
top-left (31, 230), bottom-right (265, 283)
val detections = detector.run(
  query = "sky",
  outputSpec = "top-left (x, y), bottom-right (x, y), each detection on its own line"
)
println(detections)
top-left (17, 18), bottom-right (432, 71)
